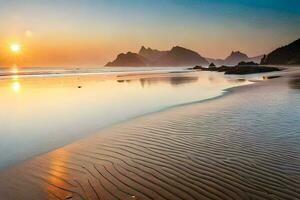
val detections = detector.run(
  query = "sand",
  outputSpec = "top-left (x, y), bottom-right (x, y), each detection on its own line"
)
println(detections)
top-left (0, 70), bottom-right (299, 200)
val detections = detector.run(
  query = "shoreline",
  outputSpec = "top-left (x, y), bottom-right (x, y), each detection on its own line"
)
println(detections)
top-left (0, 70), bottom-right (253, 171)
top-left (0, 69), bottom-right (299, 200)
top-left (0, 71), bottom-right (291, 172)
top-left (0, 67), bottom-right (190, 80)
top-left (0, 71), bottom-right (254, 173)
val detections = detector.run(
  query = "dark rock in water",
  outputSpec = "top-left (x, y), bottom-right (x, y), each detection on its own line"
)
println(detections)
top-left (209, 63), bottom-right (216, 68)
top-left (192, 65), bottom-right (203, 70)
top-left (191, 65), bottom-right (208, 70)
top-left (261, 38), bottom-right (300, 65)
top-left (191, 65), bottom-right (229, 72)
top-left (263, 76), bottom-right (281, 80)
top-left (224, 66), bottom-right (281, 75)
top-left (238, 61), bottom-right (259, 66)
top-left (216, 66), bottom-right (231, 72)
top-left (190, 64), bottom-right (281, 75)
top-left (105, 52), bottom-right (148, 67)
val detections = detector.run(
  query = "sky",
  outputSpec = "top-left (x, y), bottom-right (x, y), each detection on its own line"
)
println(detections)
top-left (0, 0), bottom-right (299, 67)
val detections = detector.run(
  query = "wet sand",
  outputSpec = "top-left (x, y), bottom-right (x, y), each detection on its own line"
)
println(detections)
top-left (0, 70), bottom-right (300, 200)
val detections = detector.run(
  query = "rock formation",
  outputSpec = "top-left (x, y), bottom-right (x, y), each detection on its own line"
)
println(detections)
top-left (261, 38), bottom-right (300, 65)
top-left (106, 46), bottom-right (209, 67)
top-left (105, 52), bottom-right (148, 67)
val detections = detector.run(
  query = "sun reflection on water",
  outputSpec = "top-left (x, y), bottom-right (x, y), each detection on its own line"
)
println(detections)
top-left (11, 81), bottom-right (21, 93)
top-left (11, 67), bottom-right (19, 74)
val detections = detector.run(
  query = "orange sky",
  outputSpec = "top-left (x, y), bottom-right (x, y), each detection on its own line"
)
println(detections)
top-left (0, 0), bottom-right (299, 67)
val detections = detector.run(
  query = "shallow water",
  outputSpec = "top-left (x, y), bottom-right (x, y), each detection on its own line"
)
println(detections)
top-left (0, 68), bottom-right (271, 170)
top-left (0, 66), bottom-right (190, 78)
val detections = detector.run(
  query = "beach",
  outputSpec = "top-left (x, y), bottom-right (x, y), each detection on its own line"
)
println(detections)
top-left (0, 0), bottom-right (299, 199)
top-left (0, 68), bottom-right (299, 200)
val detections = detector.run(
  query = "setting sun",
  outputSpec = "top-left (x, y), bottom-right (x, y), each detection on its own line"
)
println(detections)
top-left (10, 43), bottom-right (21, 53)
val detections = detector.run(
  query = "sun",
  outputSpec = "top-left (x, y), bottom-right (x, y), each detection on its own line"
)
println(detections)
top-left (10, 43), bottom-right (21, 53)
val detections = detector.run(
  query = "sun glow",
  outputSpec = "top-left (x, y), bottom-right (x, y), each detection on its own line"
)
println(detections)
top-left (10, 43), bottom-right (21, 53)
top-left (11, 81), bottom-right (21, 93)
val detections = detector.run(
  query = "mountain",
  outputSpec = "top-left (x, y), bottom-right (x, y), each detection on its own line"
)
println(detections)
top-left (105, 52), bottom-right (148, 67)
top-left (224, 51), bottom-right (249, 66)
top-left (261, 38), bottom-right (300, 65)
top-left (152, 46), bottom-right (209, 66)
top-left (206, 52), bottom-right (264, 66)
top-left (138, 46), bottom-right (167, 62)
top-left (105, 47), bottom-right (265, 67)
top-left (106, 46), bottom-right (209, 67)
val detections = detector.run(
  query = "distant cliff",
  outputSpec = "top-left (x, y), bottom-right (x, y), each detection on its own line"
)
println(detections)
top-left (105, 52), bottom-right (148, 67)
top-left (261, 38), bottom-right (300, 65)
top-left (224, 51), bottom-right (249, 66)
top-left (105, 46), bottom-right (208, 67)
top-left (152, 46), bottom-right (208, 66)
top-left (138, 46), bottom-right (167, 62)
top-left (207, 51), bottom-right (263, 66)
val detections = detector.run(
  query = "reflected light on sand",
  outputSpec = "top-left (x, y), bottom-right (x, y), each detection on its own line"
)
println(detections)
top-left (11, 81), bottom-right (21, 93)
top-left (46, 150), bottom-right (71, 198)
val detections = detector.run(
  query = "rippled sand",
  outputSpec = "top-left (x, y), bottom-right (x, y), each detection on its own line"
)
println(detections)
top-left (0, 73), bottom-right (299, 200)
